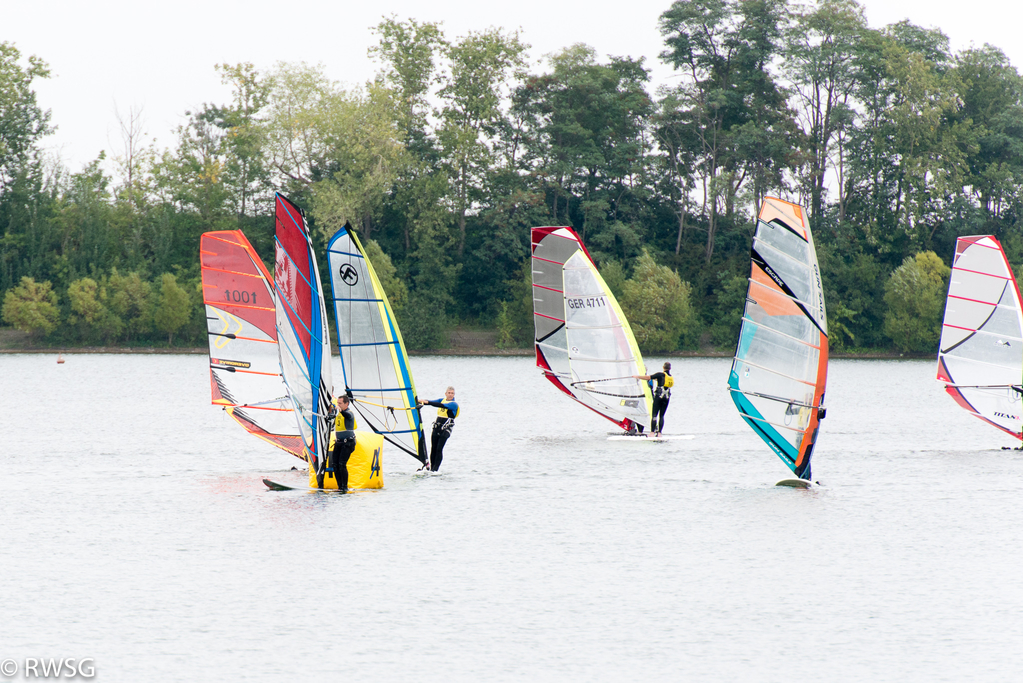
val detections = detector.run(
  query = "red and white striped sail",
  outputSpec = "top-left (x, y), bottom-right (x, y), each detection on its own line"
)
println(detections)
top-left (200, 230), bottom-right (304, 458)
top-left (531, 226), bottom-right (652, 430)
top-left (937, 235), bottom-right (1023, 439)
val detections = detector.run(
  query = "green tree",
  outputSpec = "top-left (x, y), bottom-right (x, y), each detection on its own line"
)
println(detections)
top-left (107, 269), bottom-right (153, 340)
top-left (0, 42), bottom-right (52, 192)
top-left (153, 273), bottom-right (191, 344)
top-left (784, 0), bottom-right (867, 222)
top-left (362, 237), bottom-right (408, 318)
top-left (882, 250), bottom-right (949, 352)
top-left (2, 276), bottom-right (59, 336)
top-left (370, 17), bottom-right (447, 148)
top-left (620, 250), bottom-right (696, 352)
top-left (214, 62), bottom-right (271, 218)
top-left (659, 0), bottom-right (790, 261)
top-left (513, 45), bottom-right (652, 248)
top-left (261, 62), bottom-right (405, 243)
top-left (67, 277), bottom-right (123, 343)
top-left (438, 28), bottom-right (528, 256)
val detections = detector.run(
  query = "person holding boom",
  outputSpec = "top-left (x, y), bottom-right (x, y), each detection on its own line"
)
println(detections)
top-left (417, 386), bottom-right (459, 472)
top-left (634, 362), bottom-right (674, 437)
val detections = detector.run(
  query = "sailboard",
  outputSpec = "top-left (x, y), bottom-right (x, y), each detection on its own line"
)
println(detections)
top-left (728, 198), bottom-right (828, 484)
top-left (531, 226), bottom-right (653, 430)
top-left (936, 235), bottom-right (1023, 439)
top-left (326, 223), bottom-right (428, 466)
top-left (606, 434), bottom-right (695, 442)
top-left (200, 230), bottom-right (304, 459)
top-left (274, 193), bottom-right (385, 490)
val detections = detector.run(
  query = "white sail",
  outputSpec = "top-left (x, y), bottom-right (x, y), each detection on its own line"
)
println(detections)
top-left (937, 235), bottom-right (1023, 438)
top-left (531, 225), bottom-right (651, 429)
top-left (562, 252), bottom-right (651, 426)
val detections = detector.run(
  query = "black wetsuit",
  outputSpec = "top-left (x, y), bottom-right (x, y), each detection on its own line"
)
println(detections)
top-left (331, 407), bottom-right (357, 491)
top-left (424, 399), bottom-right (458, 472)
top-left (649, 372), bottom-right (672, 433)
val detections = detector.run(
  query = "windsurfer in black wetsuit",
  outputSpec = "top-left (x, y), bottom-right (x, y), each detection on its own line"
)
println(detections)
top-left (330, 394), bottom-right (357, 491)
top-left (417, 386), bottom-right (459, 472)
top-left (635, 362), bottom-right (674, 437)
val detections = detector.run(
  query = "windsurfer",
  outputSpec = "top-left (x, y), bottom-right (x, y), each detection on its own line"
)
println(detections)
top-left (330, 395), bottom-right (357, 491)
top-left (417, 387), bottom-right (459, 472)
top-left (635, 362), bottom-right (674, 437)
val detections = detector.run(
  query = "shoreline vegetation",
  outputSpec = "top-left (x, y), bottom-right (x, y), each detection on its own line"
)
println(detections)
top-left (0, 327), bottom-right (927, 360)
top-left (3, 6), bottom-right (1020, 359)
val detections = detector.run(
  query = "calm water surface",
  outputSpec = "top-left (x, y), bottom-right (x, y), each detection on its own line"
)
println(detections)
top-left (1, 354), bottom-right (1021, 682)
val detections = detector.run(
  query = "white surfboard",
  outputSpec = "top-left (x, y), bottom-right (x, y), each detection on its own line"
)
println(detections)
top-left (606, 434), bottom-right (695, 442)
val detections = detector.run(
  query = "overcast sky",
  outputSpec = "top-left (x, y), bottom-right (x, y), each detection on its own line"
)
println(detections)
top-left (7, 0), bottom-right (1023, 172)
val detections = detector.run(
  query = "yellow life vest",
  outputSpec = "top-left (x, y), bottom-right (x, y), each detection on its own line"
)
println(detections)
top-left (437, 402), bottom-right (460, 420)
top-left (334, 409), bottom-right (358, 432)
top-left (655, 373), bottom-right (673, 399)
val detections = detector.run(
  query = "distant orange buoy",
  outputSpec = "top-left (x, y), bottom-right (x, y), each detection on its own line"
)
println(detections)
top-left (57, 354), bottom-right (65, 364)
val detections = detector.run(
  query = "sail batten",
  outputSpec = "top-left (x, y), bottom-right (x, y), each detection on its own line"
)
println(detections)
top-left (937, 235), bottom-right (1023, 439)
top-left (729, 198), bottom-right (828, 481)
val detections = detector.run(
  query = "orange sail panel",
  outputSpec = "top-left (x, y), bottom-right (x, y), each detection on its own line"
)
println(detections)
top-left (200, 230), bottom-right (304, 459)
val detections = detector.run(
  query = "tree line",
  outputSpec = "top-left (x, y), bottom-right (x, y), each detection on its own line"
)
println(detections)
top-left (2, 0), bottom-right (1021, 354)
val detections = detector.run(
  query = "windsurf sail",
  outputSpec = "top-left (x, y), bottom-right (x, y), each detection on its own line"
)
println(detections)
top-left (326, 223), bottom-right (427, 465)
top-left (200, 230), bottom-right (304, 459)
top-left (728, 198), bottom-right (828, 481)
top-left (936, 235), bottom-right (1023, 439)
top-left (273, 193), bottom-right (334, 474)
top-left (531, 226), bottom-right (652, 430)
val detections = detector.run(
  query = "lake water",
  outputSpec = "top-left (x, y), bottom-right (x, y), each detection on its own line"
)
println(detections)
top-left (1, 354), bottom-right (1021, 682)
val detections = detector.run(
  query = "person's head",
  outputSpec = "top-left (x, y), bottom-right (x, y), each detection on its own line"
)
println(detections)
top-left (663, 362), bottom-right (671, 373)
top-left (445, 386), bottom-right (455, 400)
top-left (337, 395), bottom-right (349, 409)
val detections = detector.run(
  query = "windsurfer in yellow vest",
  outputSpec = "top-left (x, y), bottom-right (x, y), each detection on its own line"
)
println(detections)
top-left (330, 394), bottom-right (357, 491)
top-left (634, 362), bottom-right (674, 437)
top-left (417, 386), bottom-right (459, 472)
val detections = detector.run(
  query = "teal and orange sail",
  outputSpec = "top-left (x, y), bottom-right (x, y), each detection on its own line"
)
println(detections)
top-left (728, 198), bottom-right (828, 481)
top-left (273, 193), bottom-right (335, 481)
top-left (200, 230), bottom-right (304, 459)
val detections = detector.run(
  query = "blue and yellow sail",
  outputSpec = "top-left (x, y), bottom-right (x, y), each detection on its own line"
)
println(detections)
top-left (327, 223), bottom-right (427, 467)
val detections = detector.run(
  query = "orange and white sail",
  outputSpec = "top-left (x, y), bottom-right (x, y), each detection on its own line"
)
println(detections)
top-left (200, 230), bottom-right (304, 458)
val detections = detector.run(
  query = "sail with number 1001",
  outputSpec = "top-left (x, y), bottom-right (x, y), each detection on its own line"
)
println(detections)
top-left (531, 226), bottom-right (652, 431)
top-left (728, 198), bottom-right (828, 482)
top-left (936, 235), bottom-right (1023, 439)
top-left (199, 230), bottom-right (304, 459)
